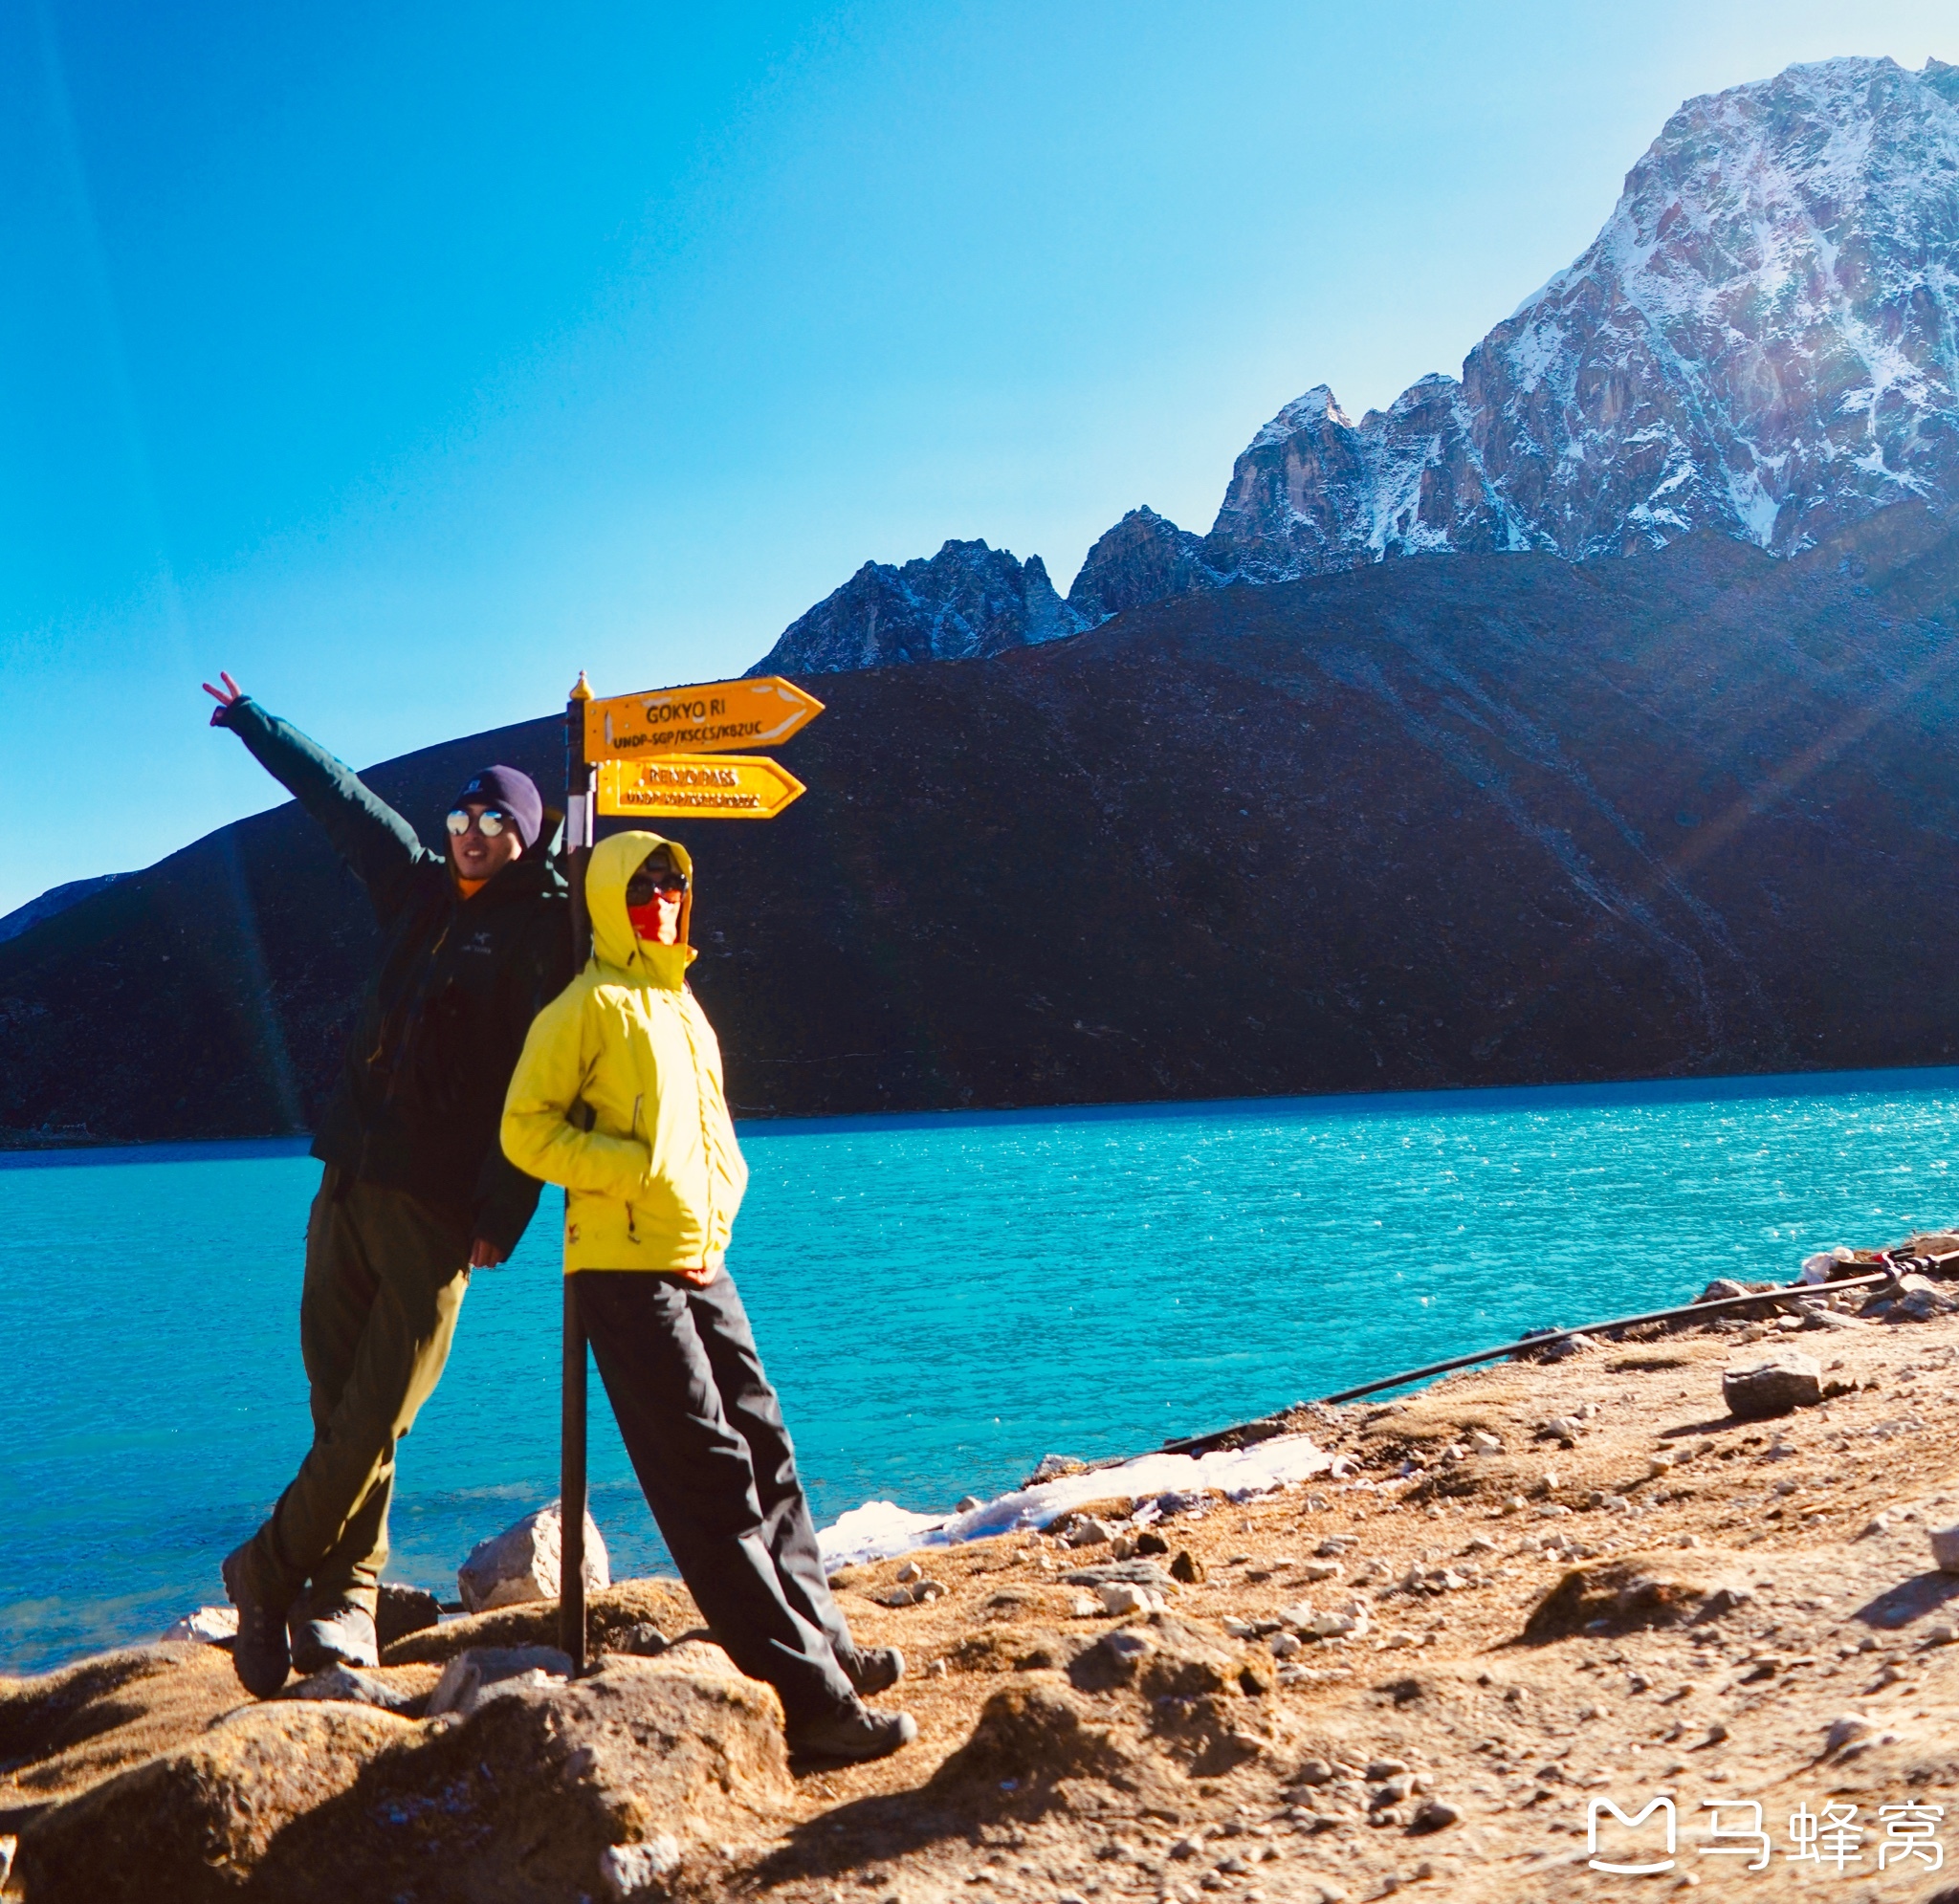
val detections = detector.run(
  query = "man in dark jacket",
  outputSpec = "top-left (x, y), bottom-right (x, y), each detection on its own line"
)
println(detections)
top-left (203, 671), bottom-right (569, 1696)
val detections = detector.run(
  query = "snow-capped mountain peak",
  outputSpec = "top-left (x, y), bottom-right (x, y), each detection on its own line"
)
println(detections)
top-left (753, 57), bottom-right (1959, 672)
top-left (1213, 55), bottom-right (1959, 580)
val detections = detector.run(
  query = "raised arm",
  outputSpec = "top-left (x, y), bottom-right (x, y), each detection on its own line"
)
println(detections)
top-left (501, 986), bottom-right (654, 1198)
top-left (204, 672), bottom-right (430, 920)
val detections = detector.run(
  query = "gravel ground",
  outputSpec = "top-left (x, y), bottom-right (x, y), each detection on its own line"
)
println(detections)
top-left (719, 1289), bottom-right (1959, 1904)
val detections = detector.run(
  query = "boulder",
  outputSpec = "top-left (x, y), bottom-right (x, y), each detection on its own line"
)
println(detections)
top-left (1883, 1275), bottom-right (1959, 1323)
top-left (1062, 1560), bottom-right (1176, 1592)
top-left (929, 1676), bottom-right (1141, 1799)
top-left (278, 1666), bottom-right (427, 1714)
top-left (457, 1500), bottom-right (610, 1613)
top-left (428, 1646), bottom-right (573, 1719)
top-left (383, 1579), bottom-right (697, 1667)
top-left (21, 1651), bottom-right (790, 1904)
top-left (158, 1607), bottom-right (236, 1645)
top-left (1694, 1279), bottom-right (1785, 1322)
top-left (1024, 1455), bottom-right (1087, 1485)
top-left (1512, 1327), bottom-right (1595, 1363)
top-left (17, 1699), bottom-right (414, 1902)
top-left (0, 1644), bottom-right (245, 1821)
top-left (1524, 1552), bottom-right (1754, 1641)
top-left (375, 1583), bottom-right (443, 1648)
top-left (1722, 1351), bottom-right (1822, 1419)
top-left (1929, 1524), bottom-right (1959, 1574)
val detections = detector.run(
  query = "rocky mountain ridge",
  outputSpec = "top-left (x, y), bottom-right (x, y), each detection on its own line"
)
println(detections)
top-left (9, 500), bottom-right (1959, 1145)
top-left (754, 55), bottom-right (1959, 677)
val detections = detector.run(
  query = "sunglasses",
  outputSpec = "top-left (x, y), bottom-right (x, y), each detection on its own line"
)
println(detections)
top-left (446, 807), bottom-right (511, 838)
top-left (627, 870), bottom-right (689, 902)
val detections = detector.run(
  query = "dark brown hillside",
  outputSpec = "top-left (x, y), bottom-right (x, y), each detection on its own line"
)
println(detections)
top-left (6, 500), bottom-right (1959, 1145)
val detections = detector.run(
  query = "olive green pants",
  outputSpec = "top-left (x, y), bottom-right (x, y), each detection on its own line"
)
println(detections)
top-left (235, 1166), bottom-right (471, 1616)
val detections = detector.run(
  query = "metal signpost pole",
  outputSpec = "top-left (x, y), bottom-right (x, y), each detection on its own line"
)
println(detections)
top-left (561, 672), bottom-right (594, 1673)
top-left (556, 670), bottom-right (817, 1674)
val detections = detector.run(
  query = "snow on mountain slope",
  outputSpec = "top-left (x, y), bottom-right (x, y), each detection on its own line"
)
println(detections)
top-left (754, 56), bottom-right (1959, 672)
top-left (1213, 55), bottom-right (1959, 576)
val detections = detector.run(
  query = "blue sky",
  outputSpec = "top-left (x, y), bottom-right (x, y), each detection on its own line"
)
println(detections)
top-left (3, 0), bottom-right (1952, 911)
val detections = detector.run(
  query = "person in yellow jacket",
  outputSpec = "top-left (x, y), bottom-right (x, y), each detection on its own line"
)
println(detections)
top-left (501, 830), bottom-right (914, 1762)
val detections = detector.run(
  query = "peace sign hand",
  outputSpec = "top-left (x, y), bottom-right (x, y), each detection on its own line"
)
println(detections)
top-left (202, 671), bottom-right (245, 727)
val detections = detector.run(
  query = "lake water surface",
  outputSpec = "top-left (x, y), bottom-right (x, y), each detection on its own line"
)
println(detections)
top-left (4, 1067), bottom-right (1955, 1672)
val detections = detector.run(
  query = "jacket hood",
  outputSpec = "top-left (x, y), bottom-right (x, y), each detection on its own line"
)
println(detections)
top-left (586, 830), bottom-right (695, 988)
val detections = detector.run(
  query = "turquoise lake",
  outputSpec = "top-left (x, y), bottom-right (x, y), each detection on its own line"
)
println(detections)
top-left (4, 1066), bottom-right (1956, 1673)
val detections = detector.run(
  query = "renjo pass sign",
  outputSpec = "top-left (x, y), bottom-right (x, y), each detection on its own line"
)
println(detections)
top-left (595, 753), bottom-right (806, 820)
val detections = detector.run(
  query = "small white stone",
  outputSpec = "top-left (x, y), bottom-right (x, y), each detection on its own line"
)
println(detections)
top-left (161, 1606), bottom-right (238, 1645)
top-left (1825, 1714), bottom-right (1876, 1754)
top-left (1929, 1524), bottom-right (1959, 1573)
top-left (600, 1836), bottom-right (683, 1898)
top-left (896, 1560), bottom-right (923, 1583)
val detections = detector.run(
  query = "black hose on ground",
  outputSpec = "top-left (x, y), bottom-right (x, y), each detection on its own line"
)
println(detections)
top-left (1157, 1268), bottom-right (1898, 1457)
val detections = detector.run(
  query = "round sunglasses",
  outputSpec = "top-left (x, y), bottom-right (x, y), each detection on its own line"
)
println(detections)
top-left (446, 807), bottom-right (511, 838)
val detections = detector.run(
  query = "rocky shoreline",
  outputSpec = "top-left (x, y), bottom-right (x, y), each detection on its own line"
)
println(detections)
top-left (7, 1236), bottom-right (1959, 1902)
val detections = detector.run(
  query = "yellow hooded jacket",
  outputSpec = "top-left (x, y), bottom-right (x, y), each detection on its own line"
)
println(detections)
top-left (499, 831), bottom-right (748, 1273)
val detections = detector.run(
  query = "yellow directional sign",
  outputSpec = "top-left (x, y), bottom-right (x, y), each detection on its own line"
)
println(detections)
top-left (595, 754), bottom-right (806, 821)
top-left (585, 676), bottom-right (824, 762)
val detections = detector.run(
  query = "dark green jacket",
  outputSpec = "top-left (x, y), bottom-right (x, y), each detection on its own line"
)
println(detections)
top-left (219, 699), bottom-right (569, 1255)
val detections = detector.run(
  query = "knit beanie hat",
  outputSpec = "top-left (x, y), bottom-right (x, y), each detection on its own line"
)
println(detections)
top-left (451, 765), bottom-right (543, 847)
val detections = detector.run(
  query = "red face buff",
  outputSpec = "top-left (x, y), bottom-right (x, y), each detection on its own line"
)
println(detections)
top-left (627, 898), bottom-right (671, 941)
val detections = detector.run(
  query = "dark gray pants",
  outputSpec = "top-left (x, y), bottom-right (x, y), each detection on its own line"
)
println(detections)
top-left (574, 1268), bottom-right (858, 1725)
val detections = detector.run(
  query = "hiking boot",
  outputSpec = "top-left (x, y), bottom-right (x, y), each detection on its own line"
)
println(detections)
top-left (840, 1644), bottom-right (905, 1697)
top-left (289, 1594), bottom-right (380, 1674)
top-left (221, 1547), bottom-right (292, 1698)
top-left (787, 1698), bottom-right (917, 1763)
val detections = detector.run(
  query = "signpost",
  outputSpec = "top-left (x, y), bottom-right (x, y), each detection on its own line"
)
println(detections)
top-left (595, 754), bottom-right (806, 821)
top-left (558, 668), bottom-right (821, 1673)
top-left (583, 675), bottom-right (824, 762)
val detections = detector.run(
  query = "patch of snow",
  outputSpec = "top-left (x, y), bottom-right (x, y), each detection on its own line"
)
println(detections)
top-left (817, 1433), bottom-right (1332, 1568)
